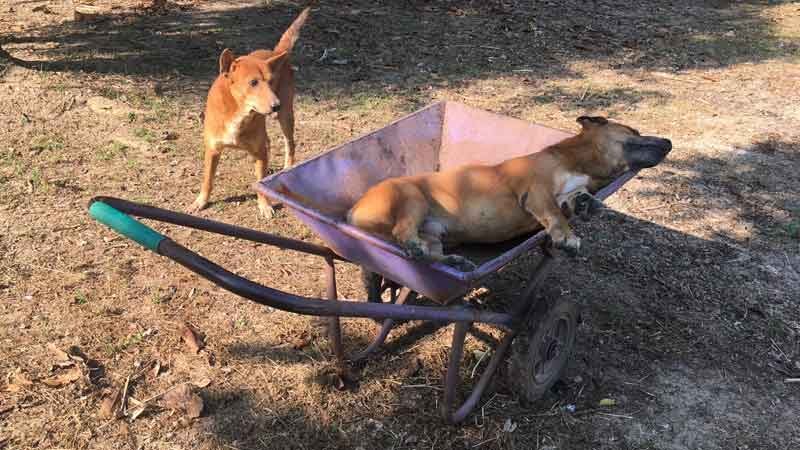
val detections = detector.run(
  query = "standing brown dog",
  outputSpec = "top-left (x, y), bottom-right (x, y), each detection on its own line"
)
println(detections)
top-left (190, 6), bottom-right (311, 217)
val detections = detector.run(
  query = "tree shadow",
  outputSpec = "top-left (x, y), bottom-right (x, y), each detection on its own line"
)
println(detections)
top-left (197, 389), bottom-right (351, 449)
top-left (2, 0), bottom-right (797, 103)
top-left (635, 134), bottom-right (800, 246)
top-left (204, 200), bottom-right (798, 448)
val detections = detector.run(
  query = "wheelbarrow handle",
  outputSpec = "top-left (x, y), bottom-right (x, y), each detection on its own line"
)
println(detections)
top-left (89, 200), bottom-right (166, 252)
top-left (86, 197), bottom-right (516, 327)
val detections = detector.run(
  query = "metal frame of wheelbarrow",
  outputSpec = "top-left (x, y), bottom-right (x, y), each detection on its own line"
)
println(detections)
top-left (88, 172), bottom-right (634, 424)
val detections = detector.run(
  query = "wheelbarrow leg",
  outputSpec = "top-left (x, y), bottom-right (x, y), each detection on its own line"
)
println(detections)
top-left (441, 247), bottom-right (560, 423)
top-left (351, 287), bottom-right (415, 362)
top-left (324, 257), bottom-right (345, 365)
top-left (441, 321), bottom-right (517, 424)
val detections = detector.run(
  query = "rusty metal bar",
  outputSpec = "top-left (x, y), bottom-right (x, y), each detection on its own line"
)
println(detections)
top-left (440, 250), bottom-right (559, 423)
top-left (441, 320), bottom-right (470, 422)
top-left (444, 331), bottom-right (517, 424)
top-left (350, 287), bottom-right (414, 362)
top-left (325, 257), bottom-right (345, 365)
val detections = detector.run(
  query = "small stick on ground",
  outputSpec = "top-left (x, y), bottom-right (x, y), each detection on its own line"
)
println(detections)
top-left (120, 375), bottom-right (131, 415)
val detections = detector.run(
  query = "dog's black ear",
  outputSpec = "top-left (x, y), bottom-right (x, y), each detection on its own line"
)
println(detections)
top-left (577, 116), bottom-right (608, 127)
top-left (219, 49), bottom-right (235, 75)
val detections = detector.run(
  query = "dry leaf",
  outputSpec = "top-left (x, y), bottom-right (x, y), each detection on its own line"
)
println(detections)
top-left (147, 361), bottom-right (161, 380)
top-left (290, 331), bottom-right (312, 350)
top-left (180, 322), bottom-right (203, 354)
top-left (6, 370), bottom-right (34, 393)
top-left (127, 397), bottom-right (148, 421)
top-left (99, 387), bottom-right (123, 419)
top-left (193, 377), bottom-right (211, 389)
top-left (47, 343), bottom-right (71, 362)
top-left (129, 404), bottom-right (147, 421)
top-left (41, 366), bottom-right (82, 387)
top-left (162, 384), bottom-right (203, 418)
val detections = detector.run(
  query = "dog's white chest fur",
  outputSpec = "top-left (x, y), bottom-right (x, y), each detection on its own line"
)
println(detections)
top-left (554, 172), bottom-right (590, 206)
top-left (218, 109), bottom-right (256, 147)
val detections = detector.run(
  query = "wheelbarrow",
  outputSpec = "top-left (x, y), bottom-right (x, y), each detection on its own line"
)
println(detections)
top-left (88, 101), bottom-right (639, 423)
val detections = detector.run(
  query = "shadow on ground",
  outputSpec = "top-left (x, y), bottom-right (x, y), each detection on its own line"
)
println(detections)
top-left (209, 200), bottom-right (798, 449)
top-left (2, 0), bottom-right (798, 104)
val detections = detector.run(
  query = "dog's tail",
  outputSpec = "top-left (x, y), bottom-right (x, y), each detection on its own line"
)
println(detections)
top-left (273, 3), bottom-right (315, 54)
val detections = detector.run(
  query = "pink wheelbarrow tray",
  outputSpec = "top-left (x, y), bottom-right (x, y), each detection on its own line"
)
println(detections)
top-left (88, 101), bottom-right (639, 423)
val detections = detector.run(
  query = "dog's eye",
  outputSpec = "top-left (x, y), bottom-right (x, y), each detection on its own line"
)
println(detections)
top-left (249, 79), bottom-right (259, 87)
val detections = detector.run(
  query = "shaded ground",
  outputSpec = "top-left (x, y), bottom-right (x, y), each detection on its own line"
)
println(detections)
top-left (1, 1), bottom-right (799, 449)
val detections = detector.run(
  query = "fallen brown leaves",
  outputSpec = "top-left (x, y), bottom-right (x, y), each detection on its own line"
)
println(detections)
top-left (4, 370), bottom-right (33, 393)
top-left (161, 384), bottom-right (203, 418)
top-left (5, 345), bottom-right (100, 392)
top-left (180, 322), bottom-right (204, 354)
top-left (40, 365), bottom-right (82, 387)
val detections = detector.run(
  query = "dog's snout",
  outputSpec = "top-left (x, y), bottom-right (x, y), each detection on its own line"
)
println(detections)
top-left (661, 138), bottom-right (673, 153)
top-left (271, 102), bottom-right (281, 113)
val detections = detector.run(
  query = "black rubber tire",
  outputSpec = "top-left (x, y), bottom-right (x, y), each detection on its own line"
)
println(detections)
top-left (509, 297), bottom-right (579, 403)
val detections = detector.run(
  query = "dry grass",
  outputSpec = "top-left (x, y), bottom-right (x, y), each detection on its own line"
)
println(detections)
top-left (1, 1), bottom-right (799, 449)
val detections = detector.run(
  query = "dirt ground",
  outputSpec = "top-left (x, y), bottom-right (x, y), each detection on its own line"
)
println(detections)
top-left (1, 0), bottom-right (799, 449)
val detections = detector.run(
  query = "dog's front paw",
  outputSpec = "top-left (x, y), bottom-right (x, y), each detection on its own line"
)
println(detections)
top-left (403, 240), bottom-right (427, 260)
top-left (188, 196), bottom-right (208, 214)
top-left (258, 202), bottom-right (276, 219)
top-left (441, 254), bottom-right (477, 272)
top-left (551, 234), bottom-right (582, 257)
top-left (574, 192), bottom-right (605, 221)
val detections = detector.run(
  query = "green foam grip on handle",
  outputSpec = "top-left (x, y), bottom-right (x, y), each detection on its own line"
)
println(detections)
top-left (89, 201), bottom-right (165, 252)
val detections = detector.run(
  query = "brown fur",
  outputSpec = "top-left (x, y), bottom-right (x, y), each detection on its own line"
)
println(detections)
top-left (189, 6), bottom-right (312, 217)
top-left (347, 117), bottom-right (671, 269)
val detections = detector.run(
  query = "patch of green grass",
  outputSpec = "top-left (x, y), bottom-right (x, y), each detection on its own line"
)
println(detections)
top-left (765, 316), bottom-right (791, 341)
top-left (98, 86), bottom-right (124, 100)
top-left (137, 96), bottom-right (174, 122)
top-left (30, 135), bottom-right (65, 154)
top-left (100, 141), bottom-right (129, 161)
top-left (784, 221), bottom-right (800, 239)
top-left (28, 167), bottom-right (49, 193)
top-left (234, 316), bottom-right (249, 329)
top-left (781, 207), bottom-right (800, 239)
top-left (74, 292), bottom-right (89, 305)
top-left (49, 82), bottom-right (69, 93)
top-left (134, 127), bottom-right (157, 143)
top-left (341, 91), bottom-right (395, 112)
top-left (0, 148), bottom-right (23, 182)
top-left (126, 158), bottom-right (140, 171)
top-left (107, 331), bottom-right (146, 355)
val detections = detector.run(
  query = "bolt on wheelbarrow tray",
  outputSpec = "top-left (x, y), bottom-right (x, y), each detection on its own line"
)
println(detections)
top-left (257, 101), bottom-right (637, 303)
top-left (88, 101), bottom-right (638, 424)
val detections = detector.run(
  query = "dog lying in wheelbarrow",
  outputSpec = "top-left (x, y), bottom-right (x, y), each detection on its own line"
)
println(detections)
top-left (347, 116), bottom-right (672, 271)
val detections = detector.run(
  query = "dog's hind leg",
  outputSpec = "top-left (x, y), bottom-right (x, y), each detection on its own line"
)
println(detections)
top-left (418, 219), bottom-right (476, 271)
top-left (277, 73), bottom-right (296, 169)
top-left (391, 191), bottom-right (430, 260)
top-left (420, 234), bottom-right (477, 272)
top-left (252, 136), bottom-right (275, 218)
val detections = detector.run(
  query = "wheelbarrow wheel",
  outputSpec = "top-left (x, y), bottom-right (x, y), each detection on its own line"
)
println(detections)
top-left (509, 297), bottom-right (579, 404)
